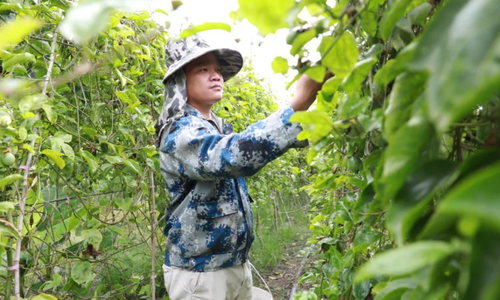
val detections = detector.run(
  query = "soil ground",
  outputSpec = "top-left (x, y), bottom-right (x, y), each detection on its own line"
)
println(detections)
top-left (252, 237), bottom-right (313, 300)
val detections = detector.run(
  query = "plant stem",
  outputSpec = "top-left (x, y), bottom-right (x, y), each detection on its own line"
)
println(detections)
top-left (5, 212), bottom-right (14, 299)
top-left (14, 30), bottom-right (58, 300)
top-left (150, 169), bottom-right (157, 300)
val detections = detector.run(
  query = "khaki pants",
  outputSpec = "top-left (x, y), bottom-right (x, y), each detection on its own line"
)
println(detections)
top-left (163, 262), bottom-right (253, 300)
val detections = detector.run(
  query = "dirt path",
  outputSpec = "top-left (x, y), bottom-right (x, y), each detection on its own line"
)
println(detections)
top-left (253, 240), bottom-right (313, 300)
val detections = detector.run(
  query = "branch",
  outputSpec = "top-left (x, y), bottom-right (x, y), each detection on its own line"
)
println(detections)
top-left (14, 29), bottom-right (59, 300)
top-left (150, 169), bottom-right (157, 300)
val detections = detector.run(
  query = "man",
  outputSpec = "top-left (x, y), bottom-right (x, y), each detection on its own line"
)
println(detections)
top-left (156, 35), bottom-right (326, 300)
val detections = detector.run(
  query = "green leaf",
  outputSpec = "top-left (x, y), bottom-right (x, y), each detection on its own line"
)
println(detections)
top-left (51, 132), bottom-right (74, 160)
top-left (71, 261), bottom-right (93, 285)
top-left (319, 32), bottom-right (359, 78)
top-left (354, 280), bottom-right (371, 299)
top-left (411, 0), bottom-right (500, 132)
top-left (408, 3), bottom-right (433, 26)
top-left (290, 110), bottom-right (333, 143)
top-left (123, 159), bottom-right (142, 175)
top-left (341, 57), bottom-right (377, 94)
top-left (383, 72), bottom-right (427, 141)
top-left (0, 174), bottom-right (23, 190)
top-left (238, 0), bottom-right (296, 35)
top-left (42, 104), bottom-right (56, 123)
top-left (41, 149), bottom-right (66, 169)
top-left (32, 293), bottom-right (59, 300)
top-left (379, 0), bottom-right (428, 40)
top-left (79, 149), bottom-right (99, 173)
top-left (0, 17), bottom-right (43, 51)
top-left (373, 278), bottom-right (418, 300)
top-left (0, 219), bottom-right (21, 239)
top-left (379, 105), bottom-right (434, 202)
top-left (180, 22), bottom-right (232, 39)
top-left (374, 42), bottom-right (417, 86)
top-left (115, 69), bottom-right (127, 88)
top-left (0, 201), bottom-right (16, 212)
top-left (42, 273), bottom-right (63, 291)
top-left (0, 3), bottom-right (23, 12)
top-left (290, 28), bottom-right (318, 56)
top-left (2, 53), bottom-right (36, 72)
top-left (353, 224), bottom-right (382, 253)
top-left (104, 155), bottom-right (122, 164)
top-left (321, 76), bottom-right (343, 96)
top-left (18, 93), bottom-right (48, 113)
top-left (338, 94), bottom-right (370, 119)
top-left (387, 160), bottom-right (459, 245)
top-left (81, 228), bottom-right (103, 249)
top-left (463, 227), bottom-right (500, 300)
top-left (271, 56), bottom-right (289, 74)
top-left (116, 197), bottom-right (134, 212)
top-left (354, 241), bottom-right (455, 282)
top-left (59, 0), bottom-right (142, 44)
top-left (305, 66), bottom-right (326, 83)
top-left (428, 161), bottom-right (500, 233)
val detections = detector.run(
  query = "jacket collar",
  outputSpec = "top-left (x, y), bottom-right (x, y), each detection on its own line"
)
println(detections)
top-left (184, 103), bottom-right (231, 134)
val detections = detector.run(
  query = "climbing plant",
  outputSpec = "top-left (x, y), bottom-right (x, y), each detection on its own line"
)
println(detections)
top-left (0, 1), bottom-right (309, 299)
top-left (237, 0), bottom-right (500, 299)
top-left (3, 0), bottom-right (500, 299)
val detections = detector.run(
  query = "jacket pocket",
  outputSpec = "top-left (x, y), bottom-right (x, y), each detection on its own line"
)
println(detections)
top-left (196, 200), bottom-right (238, 219)
top-left (194, 200), bottom-right (241, 255)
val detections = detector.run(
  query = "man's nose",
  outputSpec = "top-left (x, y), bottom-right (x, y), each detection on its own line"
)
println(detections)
top-left (210, 70), bottom-right (222, 81)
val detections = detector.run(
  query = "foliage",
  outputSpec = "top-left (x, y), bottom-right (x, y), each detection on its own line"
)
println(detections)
top-left (0, 1), bottom-right (312, 299)
top-left (3, 0), bottom-right (500, 299)
top-left (236, 0), bottom-right (500, 299)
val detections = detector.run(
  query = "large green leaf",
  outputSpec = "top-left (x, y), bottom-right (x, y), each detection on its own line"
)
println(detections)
top-left (354, 241), bottom-right (455, 282)
top-left (386, 160), bottom-right (459, 245)
top-left (180, 22), bottom-right (232, 39)
top-left (290, 110), bottom-right (333, 143)
top-left (411, 0), bottom-right (500, 132)
top-left (71, 261), bottom-right (93, 285)
top-left (271, 56), bottom-right (289, 74)
top-left (2, 53), bottom-right (36, 72)
top-left (0, 17), bottom-right (43, 51)
top-left (341, 57), bottom-right (377, 95)
top-left (123, 158), bottom-right (142, 175)
top-left (463, 227), bottom-right (500, 300)
top-left (81, 228), bottom-right (103, 249)
top-left (32, 293), bottom-right (58, 300)
top-left (41, 149), bottom-right (66, 169)
top-left (0, 218), bottom-right (21, 239)
top-left (237, 0), bottom-right (295, 35)
top-left (79, 149), bottom-right (99, 173)
top-left (383, 72), bottom-right (426, 141)
top-left (18, 93), bottom-right (48, 113)
top-left (0, 174), bottom-right (23, 190)
top-left (374, 42), bottom-right (417, 86)
top-left (51, 132), bottom-right (74, 160)
top-left (427, 161), bottom-right (500, 233)
top-left (290, 28), bottom-right (318, 56)
top-left (305, 66), bottom-right (327, 83)
top-left (59, 0), bottom-right (142, 44)
top-left (379, 0), bottom-right (428, 40)
top-left (378, 104), bottom-right (435, 201)
top-left (373, 278), bottom-right (418, 300)
top-left (318, 32), bottom-right (359, 78)
top-left (0, 201), bottom-right (16, 212)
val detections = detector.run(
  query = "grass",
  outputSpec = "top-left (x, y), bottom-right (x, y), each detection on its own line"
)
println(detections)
top-left (249, 190), bottom-right (310, 271)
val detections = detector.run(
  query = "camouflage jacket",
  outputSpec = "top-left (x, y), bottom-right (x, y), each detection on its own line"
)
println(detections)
top-left (158, 103), bottom-right (304, 272)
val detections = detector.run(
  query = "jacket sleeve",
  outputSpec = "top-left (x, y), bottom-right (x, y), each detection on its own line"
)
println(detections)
top-left (159, 104), bottom-right (305, 181)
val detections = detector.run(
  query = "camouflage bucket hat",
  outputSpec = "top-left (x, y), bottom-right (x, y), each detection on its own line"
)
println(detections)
top-left (162, 35), bottom-right (243, 83)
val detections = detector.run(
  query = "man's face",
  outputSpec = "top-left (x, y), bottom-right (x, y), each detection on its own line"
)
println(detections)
top-left (185, 52), bottom-right (224, 107)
